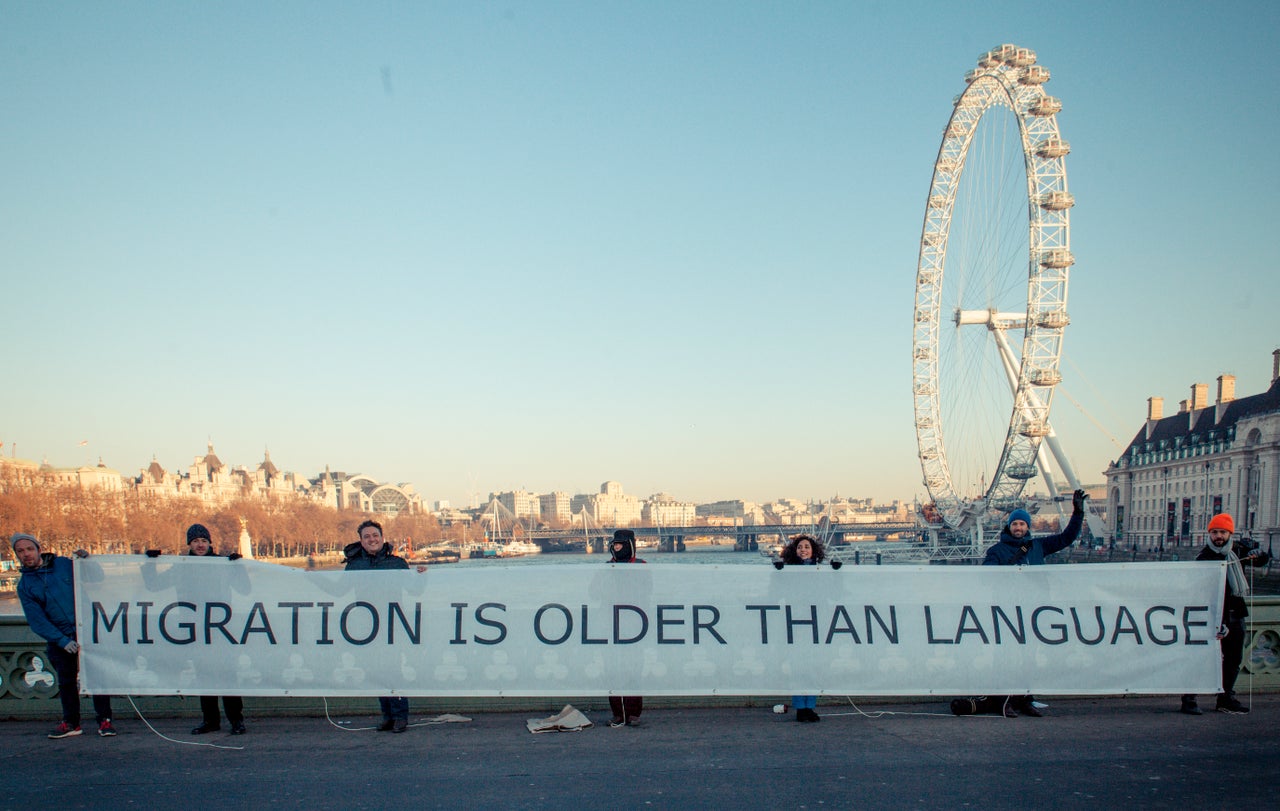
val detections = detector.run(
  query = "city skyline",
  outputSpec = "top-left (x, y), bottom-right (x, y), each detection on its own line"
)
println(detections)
top-left (1, 439), bottom-right (909, 512)
top-left (5, 3), bottom-right (1278, 508)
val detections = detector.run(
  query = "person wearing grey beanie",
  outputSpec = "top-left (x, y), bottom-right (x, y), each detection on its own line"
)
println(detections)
top-left (10, 532), bottom-right (40, 551)
top-left (11, 532), bottom-right (116, 738)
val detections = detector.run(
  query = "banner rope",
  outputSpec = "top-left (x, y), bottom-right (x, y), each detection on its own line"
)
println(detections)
top-left (126, 695), bottom-right (245, 751)
top-left (1246, 561), bottom-right (1255, 710)
top-left (321, 698), bottom-right (471, 731)
top-left (824, 696), bottom-right (1011, 720)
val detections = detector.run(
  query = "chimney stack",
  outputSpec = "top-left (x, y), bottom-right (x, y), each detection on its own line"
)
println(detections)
top-left (1178, 399), bottom-right (1189, 414)
top-left (1145, 396), bottom-right (1163, 440)
top-left (1190, 383), bottom-right (1208, 411)
top-left (1216, 374), bottom-right (1236, 404)
top-left (1273, 348), bottom-right (1279, 383)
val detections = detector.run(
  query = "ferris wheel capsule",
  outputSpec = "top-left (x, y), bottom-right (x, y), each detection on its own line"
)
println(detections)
top-left (1040, 248), bottom-right (1075, 269)
top-left (1019, 65), bottom-right (1051, 85)
top-left (1039, 191), bottom-right (1075, 210)
top-left (1035, 138), bottom-right (1071, 158)
top-left (1029, 96), bottom-right (1063, 116)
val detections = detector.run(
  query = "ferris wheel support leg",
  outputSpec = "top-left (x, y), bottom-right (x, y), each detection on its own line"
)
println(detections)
top-left (992, 326), bottom-right (1105, 539)
top-left (1041, 431), bottom-right (1106, 539)
top-left (991, 327), bottom-right (1062, 510)
top-left (1035, 442), bottom-right (1066, 523)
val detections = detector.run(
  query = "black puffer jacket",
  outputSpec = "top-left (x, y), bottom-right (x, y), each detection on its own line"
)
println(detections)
top-left (343, 541), bottom-right (409, 571)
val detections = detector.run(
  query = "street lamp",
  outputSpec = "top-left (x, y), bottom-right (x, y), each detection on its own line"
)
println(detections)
top-left (1160, 467), bottom-right (1170, 558)
top-left (1203, 461), bottom-right (1212, 540)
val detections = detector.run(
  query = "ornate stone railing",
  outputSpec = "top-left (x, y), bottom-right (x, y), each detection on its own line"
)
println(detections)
top-left (0, 615), bottom-right (60, 707)
top-left (1242, 596), bottom-right (1280, 688)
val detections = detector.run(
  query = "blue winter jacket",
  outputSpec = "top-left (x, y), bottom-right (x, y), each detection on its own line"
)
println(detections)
top-left (17, 553), bottom-right (78, 648)
top-left (982, 510), bottom-right (1082, 566)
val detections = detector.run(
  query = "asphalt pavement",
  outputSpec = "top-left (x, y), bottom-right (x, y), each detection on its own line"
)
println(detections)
top-left (1, 694), bottom-right (1274, 810)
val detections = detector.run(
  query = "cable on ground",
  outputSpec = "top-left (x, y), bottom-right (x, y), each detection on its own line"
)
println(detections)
top-left (126, 695), bottom-right (245, 751)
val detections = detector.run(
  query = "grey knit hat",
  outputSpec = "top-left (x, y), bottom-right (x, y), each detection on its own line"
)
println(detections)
top-left (10, 532), bottom-right (40, 551)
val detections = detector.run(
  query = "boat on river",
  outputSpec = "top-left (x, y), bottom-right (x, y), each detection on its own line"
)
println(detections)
top-left (411, 547), bottom-right (461, 565)
top-left (498, 539), bottom-right (542, 557)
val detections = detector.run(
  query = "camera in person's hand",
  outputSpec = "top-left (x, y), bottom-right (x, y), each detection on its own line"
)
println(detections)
top-left (1235, 537), bottom-right (1260, 555)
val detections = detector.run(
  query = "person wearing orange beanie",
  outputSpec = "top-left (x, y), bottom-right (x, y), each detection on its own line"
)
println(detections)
top-left (1180, 512), bottom-right (1270, 715)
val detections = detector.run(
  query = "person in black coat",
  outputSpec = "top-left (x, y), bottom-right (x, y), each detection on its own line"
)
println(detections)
top-left (607, 529), bottom-right (645, 727)
top-left (1180, 512), bottom-right (1271, 715)
top-left (182, 523), bottom-right (248, 735)
top-left (344, 519), bottom-right (413, 732)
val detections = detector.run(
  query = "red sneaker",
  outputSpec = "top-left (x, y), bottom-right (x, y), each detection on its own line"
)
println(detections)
top-left (49, 722), bottom-right (83, 739)
top-left (98, 720), bottom-right (117, 737)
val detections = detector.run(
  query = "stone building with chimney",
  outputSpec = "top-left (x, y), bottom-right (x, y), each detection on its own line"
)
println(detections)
top-left (1104, 350), bottom-right (1280, 551)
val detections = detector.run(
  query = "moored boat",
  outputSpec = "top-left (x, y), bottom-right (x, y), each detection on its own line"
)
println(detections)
top-left (498, 539), bottom-right (542, 557)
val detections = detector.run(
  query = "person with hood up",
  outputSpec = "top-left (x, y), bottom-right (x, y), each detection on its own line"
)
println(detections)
top-left (980, 489), bottom-right (1086, 717)
top-left (12, 532), bottom-right (116, 738)
top-left (183, 523), bottom-right (248, 735)
top-left (1180, 513), bottom-right (1270, 715)
top-left (344, 519), bottom-right (423, 732)
top-left (607, 529), bottom-right (645, 727)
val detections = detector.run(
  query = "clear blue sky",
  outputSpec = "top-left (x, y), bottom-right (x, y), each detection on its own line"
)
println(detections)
top-left (4, 1), bottom-right (1277, 508)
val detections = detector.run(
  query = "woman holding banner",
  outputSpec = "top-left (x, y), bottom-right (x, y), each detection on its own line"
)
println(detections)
top-left (780, 534), bottom-right (825, 722)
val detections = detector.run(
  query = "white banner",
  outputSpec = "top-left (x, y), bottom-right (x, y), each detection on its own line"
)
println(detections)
top-left (76, 557), bottom-right (1226, 697)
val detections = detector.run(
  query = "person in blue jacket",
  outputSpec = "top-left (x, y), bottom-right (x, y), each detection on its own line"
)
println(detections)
top-left (982, 490), bottom-right (1085, 566)
top-left (981, 490), bottom-right (1086, 717)
top-left (12, 532), bottom-right (116, 739)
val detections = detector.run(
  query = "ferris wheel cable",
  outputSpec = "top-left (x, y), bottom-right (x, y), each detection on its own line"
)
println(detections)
top-left (955, 119), bottom-right (1025, 275)
top-left (1060, 352), bottom-right (1129, 433)
top-left (1053, 385), bottom-right (1126, 451)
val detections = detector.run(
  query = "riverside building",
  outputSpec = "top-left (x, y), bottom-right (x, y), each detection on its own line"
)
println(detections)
top-left (1104, 350), bottom-right (1280, 550)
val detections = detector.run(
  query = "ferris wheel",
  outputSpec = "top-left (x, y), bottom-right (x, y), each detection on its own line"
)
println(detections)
top-left (912, 44), bottom-right (1079, 533)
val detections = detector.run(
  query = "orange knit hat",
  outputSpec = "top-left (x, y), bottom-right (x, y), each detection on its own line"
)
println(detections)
top-left (1207, 513), bottom-right (1234, 533)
